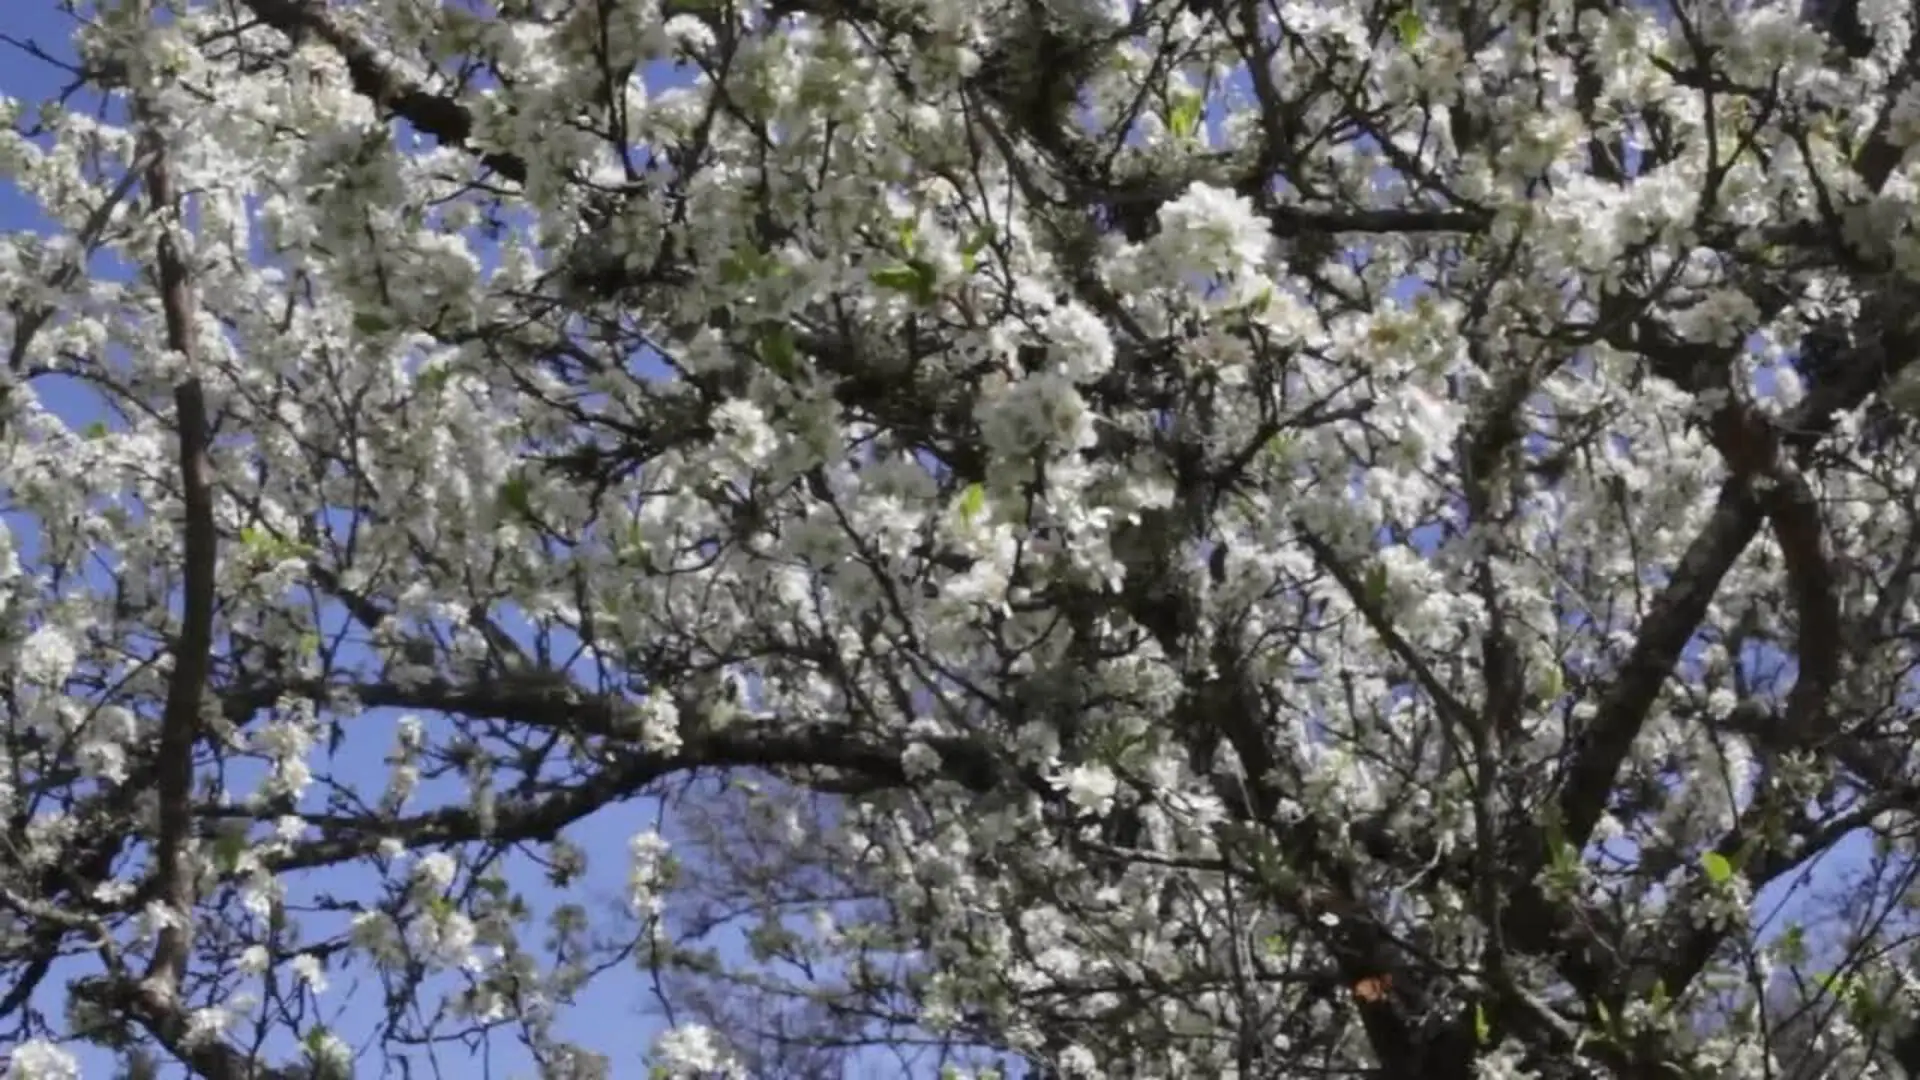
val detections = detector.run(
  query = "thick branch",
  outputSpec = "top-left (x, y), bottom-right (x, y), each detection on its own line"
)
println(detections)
top-left (237, 0), bottom-right (526, 183)
top-left (1554, 477), bottom-right (1764, 850)
top-left (1552, 301), bottom-right (1906, 857)
top-left (138, 115), bottom-right (218, 1003)
top-left (75, 978), bottom-right (297, 1080)
top-left (1517, 303), bottom-right (1920, 1055)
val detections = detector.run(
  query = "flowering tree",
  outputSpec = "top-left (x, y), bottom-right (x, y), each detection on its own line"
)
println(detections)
top-left (7, 0), bottom-right (1920, 1076)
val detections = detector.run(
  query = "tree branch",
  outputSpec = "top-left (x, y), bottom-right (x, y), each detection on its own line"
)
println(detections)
top-left (1553, 304), bottom-right (1909, 857)
top-left (136, 107), bottom-right (218, 1007)
top-left (237, 0), bottom-right (526, 183)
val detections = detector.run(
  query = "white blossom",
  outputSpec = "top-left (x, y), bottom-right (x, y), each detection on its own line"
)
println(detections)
top-left (1152, 182), bottom-right (1272, 281)
top-left (651, 1024), bottom-right (742, 1077)
top-left (238, 945), bottom-right (270, 975)
top-left (628, 831), bottom-right (673, 918)
top-left (16, 626), bottom-right (76, 687)
top-left (291, 952), bottom-right (329, 993)
top-left (0, 0), bottom-right (1910, 1075)
top-left (901, 741), bottom-right (942, 779)
top-left (1052, 763), bottom-right (1119, 817)
top-left (3, 1041), bottom-right (78, 1080)
top-left (637, 694), bottom-right (682, 755)
top-left (413, 852), bottom-right (459, 894)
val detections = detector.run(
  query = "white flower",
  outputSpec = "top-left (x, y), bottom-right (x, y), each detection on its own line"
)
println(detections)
top-left (4, 1039), bottom-right (79, 1080)
top-left (291, 952), bottom-right (329, 993)
top-left (395, 713), bottom-right (425, 751)
top-left (628, 831), bottom-right (673, 917)
top-left (240, 880), bottom-right (276, 924)
top-left (652, 1024), bottom-right (741, 1076)
top-left (81, 705), bottom-right (137, 783)
top-left (901, 741), bottom-right (942, 780)
top-left (350, 911), bottom-right (404, 967)
top-left (238, 944), bottom-right (271, 975)
top-left (662, 15), bottom-right (718, 53)
top-left (76, 734), bottom-right (128, 783)
top-left (1154, 182), bottom-right (1272, 279)
top-left (1473, 1042), bottom-right (1539, 1080)
top-left (1039, 301), bottom-right (1116, 382)
top-left (17, 626), bottom-right (77, 687)
top-left (383, 763), bottom-right (420, 809)
top-left (1052, 763), bottom-right (1119, 817)
top-left (976, 372), bottom-right (1098, 457)
top-left (143, 899), bottom-right (188, 939)
top-left (306, 1030), bottom-right (353, 1074)
top-left (710, 399), bottom-right (778, 469)
top-left (637, 694), bottom-right (682, 755)
top-left (1057, 1044), bottom-right (1099, 1076)
top-left (186, 1006), bottom-right (231, 1045)
top-left (413, 851), bottom-right (458, 893)
top-left (407, 909), bottom-right (479, 970)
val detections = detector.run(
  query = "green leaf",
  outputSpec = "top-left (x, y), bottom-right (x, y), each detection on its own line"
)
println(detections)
top-left (1395, 9), bottom-right (1423, 45)
top-left (958, 483), bottom-right (986, 523)
top-left (759, 323), bottom-right (800, 379)
top-left (1538, 663), bottom-right (1565, 700)
top-left (1779, 923), bottom-right (1807, 964)
top-left (870, 264), bottom-right (923, 292)
top-left (352, 312), bottom-right (391, 336)
top-left (497, 475), bottom-right (535, 522)
top-left (303, 1026), bottom-right (331, 1057)
top-left (1845, 978), bottom-right (1884, 1031)
top-left (1363, 562), bottom-right (1390, 608)
top-left (720, 249), bottom-right (772, 285)
top-left (871, 260), bottom-right (938, 305)
top-left (416, 364), bottom-right (454, 394)
top-left (1647, 978), bottom-right (1671, 1016)
top-left (82, 420), bottom-right (109, 440)
top-left (961, 224), bottom-right (995, 274)
top-left (1550, 839), bottom-right (1579, 875)
top-left (1169, 93), bottom-right (1204, 139)
top-left (747, 919), bottom-right (798, 962)
top-left (213, 832), bottom-right (248, 874)
top-left (239, 525), bottom-right (312, 564)
top-left (1473, 1002), bottom-right (1491, 1045)
top-left (1701, 850), bottom-right (1733, 885)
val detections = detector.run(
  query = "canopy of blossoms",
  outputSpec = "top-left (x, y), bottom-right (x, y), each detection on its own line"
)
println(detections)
top-left (3, 0), bottom-right (1920, 1077)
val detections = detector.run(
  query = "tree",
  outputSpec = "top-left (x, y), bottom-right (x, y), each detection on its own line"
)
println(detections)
top-left (4, 0), bottom-right (1920, 1075)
